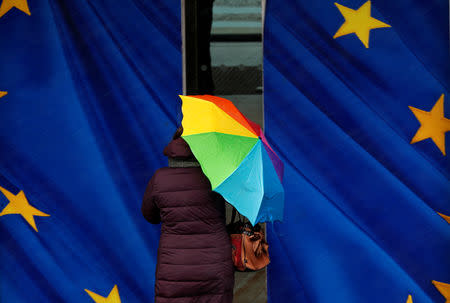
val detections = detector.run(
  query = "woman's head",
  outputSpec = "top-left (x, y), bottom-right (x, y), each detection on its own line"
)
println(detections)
top-left (164, 125), bottom-right (196, 160)
top-left (172, 126), bottom-right (183, 140)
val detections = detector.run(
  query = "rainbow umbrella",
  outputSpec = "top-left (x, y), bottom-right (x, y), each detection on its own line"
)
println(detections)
top-left (180, 95), bottom-right (284, 225)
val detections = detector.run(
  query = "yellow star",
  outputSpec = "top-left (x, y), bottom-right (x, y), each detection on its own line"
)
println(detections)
top-left (333, 1), bottom-right (391, 48)
top-left (438, 212), bottom-right (450, 224)
top-left (0, 91), bottom-right (7, 98)
top-left (0, 186), bottom-right (49, 232)
top-left (432, 280), bottom-right (450, 302)
top-left (409, 94), bottom-right (450, 155)
top-left (406, 294), bottom-right (413, 303)
top-left (0, 0), bottom-right (31, 19)
top-left (85, 285), bottom-right (122, 303)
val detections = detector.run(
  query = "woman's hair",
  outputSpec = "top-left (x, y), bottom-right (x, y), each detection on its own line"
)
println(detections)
top-left (172, 125), bottom-right (183, 140)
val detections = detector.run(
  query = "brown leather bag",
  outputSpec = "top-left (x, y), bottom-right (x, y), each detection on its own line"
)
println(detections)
top-left (227, 208), bottom-right (270, 272)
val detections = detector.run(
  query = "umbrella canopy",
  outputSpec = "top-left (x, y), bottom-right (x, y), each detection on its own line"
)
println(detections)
top-left (180, 95), bottom-right (284, 225)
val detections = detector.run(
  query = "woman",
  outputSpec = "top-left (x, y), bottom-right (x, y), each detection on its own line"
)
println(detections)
top-left (142, 126), bottom-right (235, 303)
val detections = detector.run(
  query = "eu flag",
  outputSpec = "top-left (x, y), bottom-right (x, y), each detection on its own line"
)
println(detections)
top-left (264, 0), bottom-right (450, 302)
top-left (0, 0), bottom-right (181, 301)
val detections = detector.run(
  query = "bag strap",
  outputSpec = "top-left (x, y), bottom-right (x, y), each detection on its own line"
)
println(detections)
top-left (230, 207), bottom-right (237, 224)
top-left (230, 207), bottom-right (245, 224)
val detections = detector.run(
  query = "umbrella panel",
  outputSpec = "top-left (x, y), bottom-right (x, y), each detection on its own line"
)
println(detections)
top-left (180, 96), bottom-right (257, 138)
top-left (189, 95), bottom-right (258, 136)
top-left (215, 140), bottom-right (264, 225)
top-left (182, 132), bottom-right (259, 189)
top-left (255, 146), bottom-right (285, 223)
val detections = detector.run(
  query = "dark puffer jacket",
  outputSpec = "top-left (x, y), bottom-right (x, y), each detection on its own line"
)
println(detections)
top-left (142, 138), bottom-right (234, 303)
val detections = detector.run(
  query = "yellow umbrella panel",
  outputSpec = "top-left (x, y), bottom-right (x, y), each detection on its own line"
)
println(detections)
top-left (180, 95), bottom-right (259, 189)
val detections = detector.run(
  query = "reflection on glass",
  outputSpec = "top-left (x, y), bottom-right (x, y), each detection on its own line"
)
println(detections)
top-left (212, 0), bottom-right (262, 36)
top-left (210, 0), bottom-right (263, 126)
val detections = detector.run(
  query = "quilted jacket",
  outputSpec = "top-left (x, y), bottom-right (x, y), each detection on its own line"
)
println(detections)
top-left (142, 137), bottom-right (234, 303)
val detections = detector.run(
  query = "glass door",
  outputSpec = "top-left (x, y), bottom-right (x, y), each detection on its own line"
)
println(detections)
top-left (183, 1), bottom-right (267, 302)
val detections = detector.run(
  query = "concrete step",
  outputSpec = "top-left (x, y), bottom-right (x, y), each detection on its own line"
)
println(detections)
top-left (213, 6), bottom-right (261, 20)
top-left (211, 42), bottom-right (262, 67)
top-left (212, 4), bottom-right (262, 35)
top-left (214, 0), bottom-right (262, 6)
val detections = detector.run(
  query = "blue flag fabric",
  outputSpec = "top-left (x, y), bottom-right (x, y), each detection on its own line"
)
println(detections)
top-left (264, 0), bottom-right (450, 302)
top-left (0, 0), bottom-right (181, 302)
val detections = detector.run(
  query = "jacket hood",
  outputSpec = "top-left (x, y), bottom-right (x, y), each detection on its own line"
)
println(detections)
top-left (163, 137), bottom-right (195, 159)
